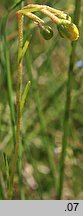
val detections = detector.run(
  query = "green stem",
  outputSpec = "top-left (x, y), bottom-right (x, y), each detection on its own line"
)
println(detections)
top-left (2, 20), bottom-right (16, 198)
top-left (57, 0), bottom-right (81, 200)
top-left (3, 153), bottom-right (11, 197)
top-left (3, 30), bottom-right (16, 146)
top-left (0, 171), bottom-right (7, 200)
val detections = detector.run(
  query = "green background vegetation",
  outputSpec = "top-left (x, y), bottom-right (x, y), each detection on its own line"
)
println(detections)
top-left (0, 0), bottom-right (83, 199)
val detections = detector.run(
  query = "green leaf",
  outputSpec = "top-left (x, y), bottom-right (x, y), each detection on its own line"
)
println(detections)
top-left (3, 153), bottom-right (10, 182)
top-left (8, 0), bottom-right (25, 12)
top-left (18, 40), bottom-right (29, 63)
top-left (20, 81), bottom-right (31, 113)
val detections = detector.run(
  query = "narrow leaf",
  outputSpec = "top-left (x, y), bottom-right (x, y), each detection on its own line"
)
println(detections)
top-left (18, 40), bottom-right (29, 63)
top-left (20, 81), bottom-right (31, 113)
top-left (8, 0), bottom-right (25, 12)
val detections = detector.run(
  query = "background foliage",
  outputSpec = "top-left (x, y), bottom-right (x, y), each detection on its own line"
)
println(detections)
top-left (0, 0), bottom-right (83, 199)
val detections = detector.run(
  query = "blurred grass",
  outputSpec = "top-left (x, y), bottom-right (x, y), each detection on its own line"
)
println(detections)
top-left (0, 0), bottom-right (83, 199)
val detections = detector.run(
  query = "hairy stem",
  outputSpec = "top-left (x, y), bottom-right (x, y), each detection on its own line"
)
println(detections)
top-left (10, 13), bottom-right (23, 197)
top-left (17, 1), bottom-right (25, 200)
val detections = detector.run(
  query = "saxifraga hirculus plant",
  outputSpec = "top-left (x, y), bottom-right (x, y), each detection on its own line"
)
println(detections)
top-left (10, 4), bottom-right (79, 197)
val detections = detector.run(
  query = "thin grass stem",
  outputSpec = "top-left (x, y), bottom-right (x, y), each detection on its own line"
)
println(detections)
top-left (3, 32), bottom-right (16, 146)
top-left (57, 0), bottom-right (81, 200)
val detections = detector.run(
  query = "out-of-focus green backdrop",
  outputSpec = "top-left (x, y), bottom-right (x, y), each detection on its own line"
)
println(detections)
top-left (0, 0), bottom-right (83, 199)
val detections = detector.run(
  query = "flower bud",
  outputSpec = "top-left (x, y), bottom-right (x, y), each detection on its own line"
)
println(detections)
top-left (57, 21), bottom-right (79, 41)
top-left (40, 25), bottom-right (53, 40)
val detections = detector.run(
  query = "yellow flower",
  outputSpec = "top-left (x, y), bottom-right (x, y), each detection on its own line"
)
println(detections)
top-left (65, 22), bottom-right (79, 41)
top-left (57, 21), bottom-right (79, 41)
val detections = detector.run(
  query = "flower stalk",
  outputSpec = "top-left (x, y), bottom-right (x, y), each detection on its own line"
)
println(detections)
top-left (10, 13), bottom-right (23, 192)
top-left (10, 3), bottom-right (79, 197)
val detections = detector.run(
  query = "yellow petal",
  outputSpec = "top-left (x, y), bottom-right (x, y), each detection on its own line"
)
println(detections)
top-left (65, 22), bottom-right (79, 41)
